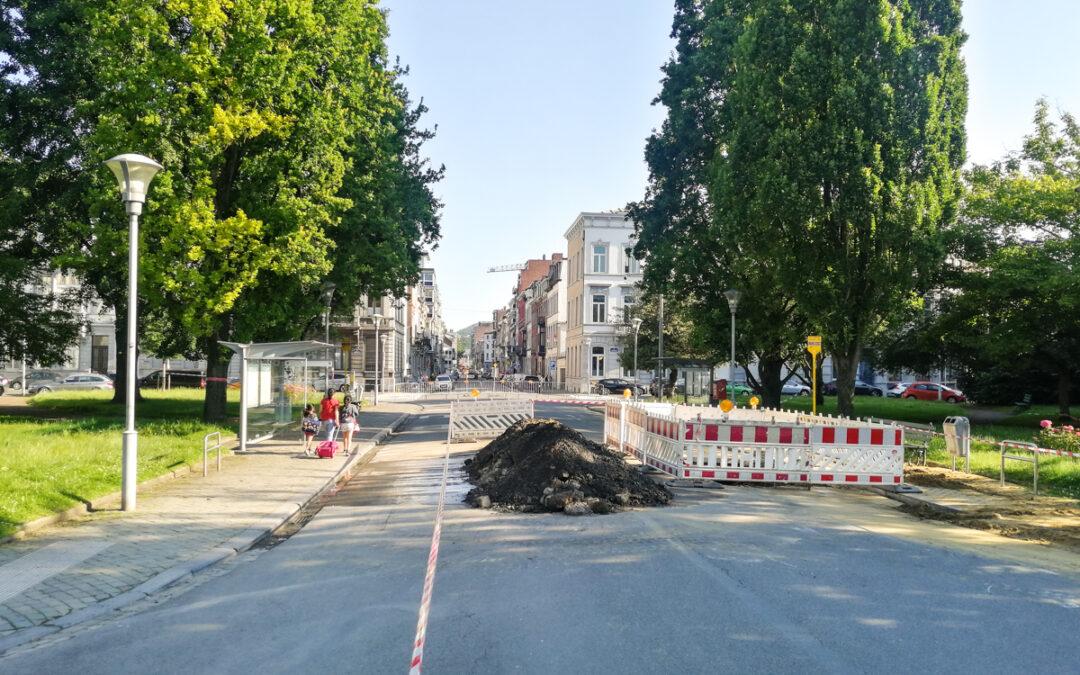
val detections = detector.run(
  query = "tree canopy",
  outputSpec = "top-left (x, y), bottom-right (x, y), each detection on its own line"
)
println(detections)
top-left (631, 0), bottom-right (967, 415)
top-left (1, 1), bottom-right (441, 419)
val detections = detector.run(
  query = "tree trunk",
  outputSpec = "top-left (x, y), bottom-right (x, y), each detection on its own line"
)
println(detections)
top-left (832, 347), bottom-right (861, 418)
top-left (758, 356), bottom-right (784, 409)
top-left (202, 335), bottom-right (230, 423)
top-left (110, 302), bottom-right (143, 404)
top-left (1057, 369), bottom-right (1072, 419)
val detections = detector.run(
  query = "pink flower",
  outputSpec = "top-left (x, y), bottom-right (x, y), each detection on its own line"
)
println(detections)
top-left (1064, 425), bottom-right (1075, 433)
top-left (1040, 419), bottom-right (1053, 429)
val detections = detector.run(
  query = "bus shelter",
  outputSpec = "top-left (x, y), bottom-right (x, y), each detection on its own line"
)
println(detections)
top-left (221, 340), bottom-right (332, 452)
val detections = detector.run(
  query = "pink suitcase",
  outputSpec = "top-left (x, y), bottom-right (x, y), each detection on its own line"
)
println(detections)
top-left (316, 426), bottom-right (339, 458)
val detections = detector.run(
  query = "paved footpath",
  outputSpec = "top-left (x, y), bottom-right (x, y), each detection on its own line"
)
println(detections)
top-left (0, 403), bottom-right (417, 651)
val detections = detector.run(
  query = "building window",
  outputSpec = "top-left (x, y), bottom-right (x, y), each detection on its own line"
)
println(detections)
top-left (591, 293), bottom-right (607, 323)
top-left (591, 346), bottom-right (605, 377)
top-left (592, 244), bottom-right (608, 274)
top-left (624, 253), bottom-right (640, 274)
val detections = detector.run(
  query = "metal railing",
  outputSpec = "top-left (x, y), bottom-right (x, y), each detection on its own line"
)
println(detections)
top-left (1000, 440), bottom-right (1040, 495)
top-left (203, 431), bottom-right (224, 477)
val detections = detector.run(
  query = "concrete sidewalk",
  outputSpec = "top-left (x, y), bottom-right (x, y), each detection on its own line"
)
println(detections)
top-left (0, 403), bottom-right (417, 653)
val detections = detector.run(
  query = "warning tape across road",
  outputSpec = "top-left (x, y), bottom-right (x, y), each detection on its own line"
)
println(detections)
top-left (999, 440), bottom-right (1079, 460)
top-left (408, 428), bottom-right (452, 674)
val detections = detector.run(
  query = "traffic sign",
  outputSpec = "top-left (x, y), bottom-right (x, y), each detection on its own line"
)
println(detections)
top-left (806, 335), bottom-right (822, 356)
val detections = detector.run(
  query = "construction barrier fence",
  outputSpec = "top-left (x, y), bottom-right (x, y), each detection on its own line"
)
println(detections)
top-left (449, 398), bottom-right (535, 441)
top-left (604, 401), bottom-right (904, 486)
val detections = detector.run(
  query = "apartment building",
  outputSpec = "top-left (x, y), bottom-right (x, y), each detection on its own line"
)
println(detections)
top-left (565, 210), bottom-right (643, 392)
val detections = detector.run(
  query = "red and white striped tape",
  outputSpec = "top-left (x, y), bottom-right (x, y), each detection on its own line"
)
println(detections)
top-left (408, 433), bottom-right (452, 674)
top-left (535, 398), bottom-right (608, 406)
top-left (1000, 440), bottom-right (1079, 460)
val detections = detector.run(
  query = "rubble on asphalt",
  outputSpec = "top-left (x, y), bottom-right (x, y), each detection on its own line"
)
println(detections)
top-left (464, 418), bottom-right (671, 515)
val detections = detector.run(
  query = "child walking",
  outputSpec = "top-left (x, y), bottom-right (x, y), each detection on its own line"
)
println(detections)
top-left (301, 404), bottom-right (320, 457)
top-left (340, 395), bottom-right (360, 455)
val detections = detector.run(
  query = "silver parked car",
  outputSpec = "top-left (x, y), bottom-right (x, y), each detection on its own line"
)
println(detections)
top-left (30, 373), bottom-right (114, 394)
top-left (781, 381), bottom-right (811, 396)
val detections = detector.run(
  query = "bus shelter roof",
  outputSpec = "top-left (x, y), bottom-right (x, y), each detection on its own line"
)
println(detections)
top-left (220, 341), bottom-right (330, 360)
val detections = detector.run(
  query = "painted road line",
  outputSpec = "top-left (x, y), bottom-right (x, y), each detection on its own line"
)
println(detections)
top-left (0, 540), bottom-right (113, 605)
top-left (408, 430), bottom-right (452, 674)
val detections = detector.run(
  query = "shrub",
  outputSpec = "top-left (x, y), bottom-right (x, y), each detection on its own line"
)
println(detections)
top-left (1036, 423), bottom-right (1080, 454)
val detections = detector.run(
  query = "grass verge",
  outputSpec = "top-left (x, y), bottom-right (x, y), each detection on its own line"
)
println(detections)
top-left (2, 389), bottom-right (239, 538)
top-left (27, 388), bottom-right (241, 419)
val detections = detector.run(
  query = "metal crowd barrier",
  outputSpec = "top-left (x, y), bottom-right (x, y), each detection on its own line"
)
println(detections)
top-left (449, 398), bottom-right (535, 441)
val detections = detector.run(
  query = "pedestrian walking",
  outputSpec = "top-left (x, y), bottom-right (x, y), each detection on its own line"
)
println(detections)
top-left (340, 395), bottom-right (360, 454)
top-left (319, 388), bottom-right (340, 442)
top-left (301, 404), bottom-right (320, 457)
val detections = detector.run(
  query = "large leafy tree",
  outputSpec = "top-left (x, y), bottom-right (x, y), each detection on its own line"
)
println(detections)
top-left (729, 0), bottom-right (967, 417)
top-left (628, 0), bottom-right (808, 408)
top-left (2, 1), bottom-right (441, 421)
top-left (914, 101), bottom-right (1079, 415)
top-left (635, 0), bottom-right (967, 416)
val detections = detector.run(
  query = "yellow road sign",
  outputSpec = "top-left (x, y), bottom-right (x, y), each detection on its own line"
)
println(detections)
top-left (806, 335), bottom-right (822, 356)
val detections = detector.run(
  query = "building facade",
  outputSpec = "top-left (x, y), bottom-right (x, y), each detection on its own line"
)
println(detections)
top-left (565, 211), bottom-right (643, 392)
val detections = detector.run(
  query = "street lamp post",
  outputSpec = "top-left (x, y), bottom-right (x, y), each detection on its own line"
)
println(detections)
top-left (104, 153), bottom-right (163, 512)
top-left (632, 317), bottom-right (643, 400)
top-left (321, 282), bottom-right (336, 391)
top-left (584, 337), bottom-right (592, 394)
top-left (724, 289), bottom-right (742, 384)
top-left (372, 311), bottom-right (383, 406)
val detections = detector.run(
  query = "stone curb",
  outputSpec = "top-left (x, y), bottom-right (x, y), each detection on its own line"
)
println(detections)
top-left (0, 410), bottom-right (412, 657)
top-left (868, 487), bottom-right (961, 514)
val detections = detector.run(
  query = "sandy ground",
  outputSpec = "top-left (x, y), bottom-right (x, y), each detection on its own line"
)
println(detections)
top-left (901, 464), bottom-right (1080, 554)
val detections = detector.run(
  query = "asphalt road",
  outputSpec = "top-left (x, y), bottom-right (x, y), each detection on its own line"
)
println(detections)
top-left (3, 402), bottom-right (1078, 673)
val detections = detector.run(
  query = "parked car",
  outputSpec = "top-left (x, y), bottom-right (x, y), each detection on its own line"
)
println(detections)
top-left (139, 369), bottom-right (205, 389)
top-left (523, 375), bottom-right (541, 383)
top-left (30, 372), bottom-right (113, 394)
top-left (433, 374), bottom-right (453, 391)
top-left (886, 382), bottom-right (910, 398)
top-left (901, 381), bottom-right (966, 403)
top-left (8, 369), bottom-right (70, 393)
top-left (781, 381), bottom-right (811, 396)
top-left (822, 380), bottom-right (884, 396)
top-left (594, 378), bottom-right (645, 395)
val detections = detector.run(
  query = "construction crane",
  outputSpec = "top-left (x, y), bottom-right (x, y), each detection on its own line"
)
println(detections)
top-left (486, 263), bottom-right (528, 273)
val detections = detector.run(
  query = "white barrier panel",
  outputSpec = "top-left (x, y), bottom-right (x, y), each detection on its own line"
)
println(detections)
top-left (450, 399), bottom-right (534, 441)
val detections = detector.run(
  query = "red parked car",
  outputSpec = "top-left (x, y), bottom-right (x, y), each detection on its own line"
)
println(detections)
top-left (901, 381), bottom-right (966, 403)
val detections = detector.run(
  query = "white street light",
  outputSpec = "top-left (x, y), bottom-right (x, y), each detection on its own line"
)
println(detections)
top-left (632, 317), bottom-right (643, 400)
top-left (724, 288), bottom-right (742, 383)
top-left (584, 337), bottom-right (592, 394)
top-left (321, 282), bottom-right (336, 391)
top-left (371, 308), bottom-right (383, 406)
top-left (103, 153), bottom-right (163, 512)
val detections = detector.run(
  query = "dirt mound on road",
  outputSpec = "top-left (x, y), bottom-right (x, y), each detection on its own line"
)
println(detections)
top-left (464, 418), bottom-right (671, 514)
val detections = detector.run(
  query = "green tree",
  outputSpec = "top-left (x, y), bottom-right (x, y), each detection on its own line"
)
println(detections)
top-left (628, 0), bottom-right (809, 408)
top-left (698, 0), bottom-right (966, 417)
top-left (915, 101), bottom-right (1079, 415)
top-left (2, 2), bottom-right (441, 421)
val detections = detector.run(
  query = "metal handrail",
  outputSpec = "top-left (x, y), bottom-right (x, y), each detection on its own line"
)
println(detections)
top-left (1000, 440), bottom-right (1039, 495)
top-left (203, 431), bottom-right (224, 477)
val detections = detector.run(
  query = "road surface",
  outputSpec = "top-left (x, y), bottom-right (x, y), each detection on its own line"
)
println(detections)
top-left (3, 401), bottom-right (1078, 673)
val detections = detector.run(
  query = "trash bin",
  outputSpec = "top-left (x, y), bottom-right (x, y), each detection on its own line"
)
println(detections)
top-left (943, 416), bottom-right (970, 472)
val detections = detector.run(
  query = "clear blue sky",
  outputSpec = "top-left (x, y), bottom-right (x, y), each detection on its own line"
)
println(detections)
top-left (383, 0), bottom-right (1080, 330)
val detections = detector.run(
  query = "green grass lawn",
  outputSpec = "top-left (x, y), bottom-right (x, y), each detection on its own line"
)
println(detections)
top-left (1, 389), bottom-right (237, 538)
top-left (27, 387), bottom-right (241, 420)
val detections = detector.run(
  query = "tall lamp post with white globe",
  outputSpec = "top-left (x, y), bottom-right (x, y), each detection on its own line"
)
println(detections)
top-left (104, 154), bottom-right (163, 512)
top-left (724, 288), bottom-right (742, 383)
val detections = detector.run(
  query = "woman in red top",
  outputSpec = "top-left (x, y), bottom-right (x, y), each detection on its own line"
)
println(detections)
top-left (318, 389), bottom-right (340, 440)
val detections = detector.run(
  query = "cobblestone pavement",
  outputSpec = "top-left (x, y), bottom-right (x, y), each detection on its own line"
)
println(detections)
top-left (0, 404), bottom-right (417, 639)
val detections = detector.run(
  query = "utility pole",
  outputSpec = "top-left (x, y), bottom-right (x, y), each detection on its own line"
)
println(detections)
top-left (657, 295), bottom-right (664, 400)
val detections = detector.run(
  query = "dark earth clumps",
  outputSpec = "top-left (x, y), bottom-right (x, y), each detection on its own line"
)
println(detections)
top-left (464, 418), bottom-right (672, 515)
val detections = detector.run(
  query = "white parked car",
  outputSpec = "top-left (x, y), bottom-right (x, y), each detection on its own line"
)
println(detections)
top-left (781, 381), bottom-right (811, 396)
top-left (887, 382), bottom-right (910, 398)
top-left (434, 374), bottom-right (453, 391)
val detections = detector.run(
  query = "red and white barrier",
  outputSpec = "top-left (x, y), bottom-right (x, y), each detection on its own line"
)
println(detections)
top-left (605, 401), bottom-right (905, 486)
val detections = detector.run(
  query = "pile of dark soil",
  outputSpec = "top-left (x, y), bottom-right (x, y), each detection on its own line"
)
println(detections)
top-left (464, 418), bottom-right (671, 514)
